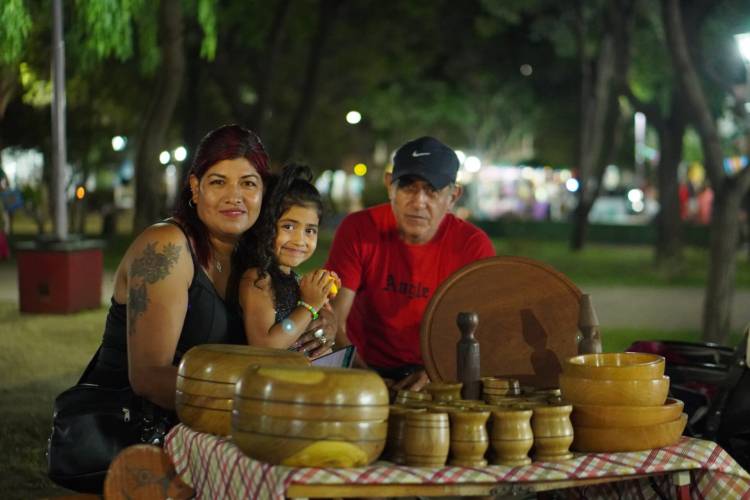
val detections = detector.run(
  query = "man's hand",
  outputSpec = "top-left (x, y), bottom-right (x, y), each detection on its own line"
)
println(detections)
top-left (391, 369), bottom-right (430, 392)
top-left (295, 304), bottom-right (337, 358)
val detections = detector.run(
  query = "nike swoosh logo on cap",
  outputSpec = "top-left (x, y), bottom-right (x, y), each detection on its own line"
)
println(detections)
top-left (412, 151), bottom-right (431, 157)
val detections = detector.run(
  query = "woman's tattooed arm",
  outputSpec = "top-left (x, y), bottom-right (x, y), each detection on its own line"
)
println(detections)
top-left (127, 242), bottom-right (182, 336)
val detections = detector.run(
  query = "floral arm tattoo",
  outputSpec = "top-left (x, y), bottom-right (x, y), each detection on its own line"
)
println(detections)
top-left (127, 242), bottom-right (182, 336)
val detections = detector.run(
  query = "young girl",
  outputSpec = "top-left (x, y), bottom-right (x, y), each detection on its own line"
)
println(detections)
top-left (238, 164), bottom-right (339, 355)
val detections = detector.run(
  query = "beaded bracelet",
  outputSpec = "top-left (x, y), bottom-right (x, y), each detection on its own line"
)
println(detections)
top-left (296, 300), bottom-right (319, 320)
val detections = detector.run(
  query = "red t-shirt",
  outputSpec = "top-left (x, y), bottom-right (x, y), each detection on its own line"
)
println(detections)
top-left (326, 203), bottom-right (495, 368)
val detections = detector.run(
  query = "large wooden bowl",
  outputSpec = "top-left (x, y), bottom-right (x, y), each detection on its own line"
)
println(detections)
top-left (571, 398), bottom-right (684, 428)
top-left (174, 390), bottom-right (233, 436)
top-left (233, 393), bottom-right (388, 422)
top-left (563, 353), bottom-right (665, 380)
top-left (176, 344), bottom-right (308, 435)
top-left (231, 417), bottom-right (387, 467)
top-left (572, 413), bottom-right (687, 452)
top-left (235, 365), bottom-right (389, 408)
top-left (559, 374), bottom-right (670, 406)
top-left (178, 344), bottom-right (309, 383)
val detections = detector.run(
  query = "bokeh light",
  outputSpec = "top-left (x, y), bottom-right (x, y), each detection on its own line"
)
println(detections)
top-left (111, 136), bottom-right (126, 151)
top-left (346, 111), bottom-right (362, 124)
top-left (353, 163), bottom-right (367, 176)
top-left (174, 146), bottom-right (187, 162)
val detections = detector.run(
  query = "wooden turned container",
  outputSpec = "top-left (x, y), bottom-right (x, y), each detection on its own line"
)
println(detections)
top-left (232, 416), bottom-right (388, 467)
top-left (384, 405), bottom-right (426, 464)
top-left (448, 410), bottom-right (490, 467)
top-left (423, 382), bottom-right (463, 403)
top-left (531, 403), bottom-right (574, 462)
top-left (175, 344), bottom-right (308, 435)
top-left (232, 424), bottom-right (387, 470)
top-left (404, 412), bottom-right (450, 467)
top-left (174, 390), bottom-right (233, 436)
top-left (232, 365), bottom-right (389, 467)
top-left (395, 389), bottom-right (432, 406)
top-left (235, 365), bottom-right (389, 420)
top-left (490, 408), bottom-right (534, 466)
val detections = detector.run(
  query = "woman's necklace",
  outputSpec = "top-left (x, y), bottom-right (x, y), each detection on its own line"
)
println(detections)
top-left (215, 260), bottom-right (223, 273)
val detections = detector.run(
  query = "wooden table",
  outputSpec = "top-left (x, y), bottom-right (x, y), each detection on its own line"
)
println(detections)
top-left (164, 424), bottom-right (750, 499)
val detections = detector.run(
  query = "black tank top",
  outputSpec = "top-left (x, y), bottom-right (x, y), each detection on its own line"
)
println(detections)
top-left (88, 219), bottom-right (245, 386)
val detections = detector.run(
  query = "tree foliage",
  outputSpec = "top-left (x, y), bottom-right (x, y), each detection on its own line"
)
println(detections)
top-left (0, 0), bottom-right (32, 65)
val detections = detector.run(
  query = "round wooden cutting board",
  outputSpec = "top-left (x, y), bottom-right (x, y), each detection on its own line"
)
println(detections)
top-left (420, 256), bottom-right (582, 388)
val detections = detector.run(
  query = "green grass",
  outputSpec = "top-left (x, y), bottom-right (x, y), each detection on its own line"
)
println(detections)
top-left (0, 302), bottom-right (102, 499)
top-left (8, 210), bottom-right (750, 288)
top-left (298, 234), bottom-right (750, 289)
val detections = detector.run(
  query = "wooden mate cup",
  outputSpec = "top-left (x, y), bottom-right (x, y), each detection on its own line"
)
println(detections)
top-left (531, 403), bottom-right (574, 462)
top-left (490, 407), bottom-right (534, 466)
top-left (384, 405), bottom-right (426, 464)
top-left (404, 412), bottom-right (450, 467)
top-left (448, 410), bottom-right (490, 467)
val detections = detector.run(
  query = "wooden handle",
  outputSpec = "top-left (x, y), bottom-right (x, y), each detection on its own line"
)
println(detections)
top-left (456, 312), bottom-right (479, 336)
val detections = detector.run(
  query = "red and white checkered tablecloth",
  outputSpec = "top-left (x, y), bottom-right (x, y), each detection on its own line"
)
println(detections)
top-left (165, 423), bottom-right (750, 499)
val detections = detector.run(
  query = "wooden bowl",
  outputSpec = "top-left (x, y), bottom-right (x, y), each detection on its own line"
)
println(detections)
top-left (571, 398), bottom-right (684, 428)
top-left (177, 344), bottom-right (309, 398)
top-left (174, 390), bottom-right (232, 436)
top-left (423, 382), bottom-right (462, 402)
top-left (236, 365), bottom-right (388, 407)
top-left (233, 392), bottom-right (388, 422)
top-left (231, 417), bottom-right (387, 467)
top-left (176, 345), bottom-right (308, 435)
top-left (178, 344), bottom-right (309, 382)
top-left (563, 352), bottom-right (665, 380)
top-left (394, 389), bottom-right (432, 405)
top-left (572, 413), bottom-right (687, 452)
top-left (559, 374), bottom-right (670, 406)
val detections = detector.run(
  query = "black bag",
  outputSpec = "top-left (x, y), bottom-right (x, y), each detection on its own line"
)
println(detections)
top-left (47, 348), bottom-right (171, 493)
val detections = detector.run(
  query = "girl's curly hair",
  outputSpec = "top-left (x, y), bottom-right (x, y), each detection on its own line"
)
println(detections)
top-left (230, 163), bottom-right (323, 307)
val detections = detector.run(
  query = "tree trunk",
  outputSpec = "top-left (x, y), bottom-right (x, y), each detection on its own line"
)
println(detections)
top-left (132, 0), bottom-right (185, 234)
top-left (570, 0), bottom-right (634, 251)
top-left (662, 0), bottom-right (750, 344)
top-left (703, 185), bottom-right (743, 342)
top-left (281, 0), bottom-right (343, 161)
top-left (654, 98), bottom-right (687, 266)
top-left (251, 0), bottom-right (291, 136)
top-left (0, 65), bottom-right (17, 120)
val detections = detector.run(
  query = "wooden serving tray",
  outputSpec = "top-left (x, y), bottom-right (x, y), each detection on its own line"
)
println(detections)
top-left (420, 256), bottom-right (581, 388)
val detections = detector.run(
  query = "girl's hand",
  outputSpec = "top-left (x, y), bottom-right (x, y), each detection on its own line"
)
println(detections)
top-left (299, 269), bottom-right (333, 311)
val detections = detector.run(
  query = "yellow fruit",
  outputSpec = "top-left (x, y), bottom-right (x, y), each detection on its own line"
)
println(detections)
top-left (327, 274), bottom-right (339, 297)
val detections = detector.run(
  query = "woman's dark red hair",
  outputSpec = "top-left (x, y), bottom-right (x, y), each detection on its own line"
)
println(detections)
top-left (173, 124), bottom-right (270, 268)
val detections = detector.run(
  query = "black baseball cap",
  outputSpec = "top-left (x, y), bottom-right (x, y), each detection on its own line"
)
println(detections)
top-left (392, 136), bottom-right (459, 189)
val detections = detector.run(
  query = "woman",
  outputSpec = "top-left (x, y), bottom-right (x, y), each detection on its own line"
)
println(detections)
top-left (49, 125), bottom-right (272, 493)
top-left (83, 125), bottom-right (269, 406)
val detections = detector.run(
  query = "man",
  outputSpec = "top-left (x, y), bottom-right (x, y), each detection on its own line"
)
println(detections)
top-left (326, 136), bottom-right (495, 391)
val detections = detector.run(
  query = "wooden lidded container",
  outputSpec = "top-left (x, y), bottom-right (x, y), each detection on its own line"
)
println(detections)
top-left (176, 344), bottom-right (309, 436)
top-left (232, 365), bottom-right (389, 467)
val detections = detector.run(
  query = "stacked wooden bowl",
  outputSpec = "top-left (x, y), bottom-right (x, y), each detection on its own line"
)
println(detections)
top-left (175, 344), bottom-right (309, 436)
top-left (232, 365), bottom-right (389, 467)
top-left (560, 352), bottom-right (687, 452)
